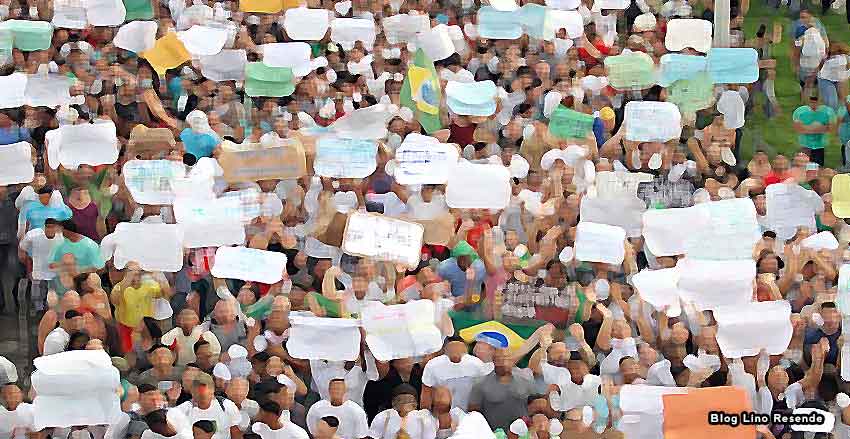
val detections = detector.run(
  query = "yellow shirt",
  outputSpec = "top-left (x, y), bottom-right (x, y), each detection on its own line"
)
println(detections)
top-left (114, 280), bottom-right (162, 328)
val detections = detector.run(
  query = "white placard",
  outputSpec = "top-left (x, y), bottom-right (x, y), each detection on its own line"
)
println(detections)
top-left (85, 0), bottom-right (126, 26)
top-left (0, 142), bottom-right (34, 185)
top-left (31, 350), bottom-right (121, 430)
top-left (314, 137), bottom-right (378, 178)
top-left (801, 231), bottom-right (839, 250)
top-left (113, 20), bottom-right (158, 53)
top-left (287, 315), bottom-right (361, 361)
top-left (594, 170), bottom-right (654, 199)
top-left (394, 134), bottom-right (459, 185)
top-left (260, 42), bottom-right (319, 76)
top-left (327, 103), bottom-right (395, 140)
top-left (665, 19), bottom-right (713, 53)
top-left (630, 268), bottom-right (682, 316)
top-left (178, 223), bottom-right (246, 249)
top-left (445, 160), bottom-right (511, 209)
top-left (46, 121), bottom-right (119, 170)
top-left (714, 300), bottom-right (792, 358)
top-left (52, 0), bottom-right (88, 29)
top-left (173, 188), bottom-right (264, 225)
top-left (177, 25), bottom-right (227, 56)
top-left (624, 101), bottom-right (682, 142)
top-left (211, 246), bottom-right (287, 284)
top-left (766, 183), bottom-right (824, 240)
top-left (284, 7), bottom-right (330, 41)
top-left (25, 74), bottom-right (72, 108)
top-left (110, 222), bottom-right (184, 272)
top-left (683, 198), bottom-right (761, 260)
top-left (545, 9), bottom-right (584, 39)
top-left (676, 258), bottom-right (755, 311)
top-left (592, 0), bottom-right (630, 8)
top-left (199, 49), bottom-right (247, 82)
top-left (122, 160), bottom-right (184, 205)
top-left (331, 17), bottom-right (376, 50)
top-left (642, 207), bottom-right (693, 256)
top-left (579, 194), bottom-right (645, 237)
top-left (574, 222), bottom-right (626, 264)
top-left (383, 14), bottom-right (430, 44)
top-left (0, 73), bottom-right (27, 108)
top-left (417, 24), bottom-right (456, 61)
top-left (361, 300), bottom-right (442, 361)
top-left (342, 212), bottom-right (424, 267)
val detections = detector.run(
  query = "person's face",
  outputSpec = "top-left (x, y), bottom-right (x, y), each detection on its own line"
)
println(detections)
top-left (544, 264), bottom-right (566, 289)
top-left (473, 342), bottom-right (495, 363)
top-left (328, 380), bottom-right (346, 405)
top-left (567, 359), bottom-right (589, 385)
top-left (528, 397), bottom-right (556, 418)
top-left (445, 341), bottom-right (467, 363)
top-left (139, 390), bottom-right (164, 413)
top-left (192, 383), bottom-right (214, 406)
top-left (352, 276), bottom-right (368, 299)
top-left (44, 222), bottom-right (61, 238)
top-left (214, 300), bottom-right (236, 323)
top-left (456, 255), bottom-right (472, 271)
top-left (196, 344), bottom-right (213, 368)
top-left (760, 255), bottom-right (779, 274)
top-left (38, 192), bottom-right (51, 205)
top-left (226, 378), bottom-right (249, 402)
top-left (493, 349), bottom-right (513, 376)
top-left (767, 366), bottom-right (790, 391)
top-left (822, 307), bottom-right (841, 332)
top-left (181, 368), bottom-right (199, 390)
top-left (150, 347), bottom-right (173, 369)
top-left (671, 323), bottom-right (689, 345)
top-left (313, 259), bottom-right (332, 279)
top-left (773, 157), bottom-right (789, 173)
top-left (1, 385), bottom-right (23, 409)
top-left (177, 310), bottom-right (199, 332)
top-left (619, 357), bottom-right (640, 383)
top-left (68, 316), bottom-right (85, 332)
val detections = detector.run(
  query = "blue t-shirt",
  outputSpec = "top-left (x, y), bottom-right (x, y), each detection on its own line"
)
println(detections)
top-left (0, 125), bottom-right (31, 145)
top-left (437, 257), bottom-right (487, 297)
top-left (180, 128), bottom-right (220, 158)
top-left (48, 236), bottom-right (105, 271)
top-left (25, 203), bottom-right (72, 231)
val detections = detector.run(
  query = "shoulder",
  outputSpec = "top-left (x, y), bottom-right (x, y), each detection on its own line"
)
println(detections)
top-left (793, 106), bottom-right (808, 118)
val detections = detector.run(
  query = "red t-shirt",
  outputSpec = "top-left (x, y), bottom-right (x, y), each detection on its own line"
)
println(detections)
top-left (579, 40), bottom-right (610, 66)
top-left (763, 172), bottom-right (788, 187)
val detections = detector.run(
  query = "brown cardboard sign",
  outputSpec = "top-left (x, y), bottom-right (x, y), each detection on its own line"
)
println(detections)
top-left (218, 139), bottom-right (307, 182)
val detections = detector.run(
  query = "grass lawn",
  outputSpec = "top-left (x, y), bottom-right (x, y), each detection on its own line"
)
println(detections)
top-left (735, 0), bottom-right (850, 167)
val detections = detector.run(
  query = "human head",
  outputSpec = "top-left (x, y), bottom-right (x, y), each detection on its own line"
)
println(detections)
top-left (192, 420), bottom-right (216, 439)
top-left (44, 218), bottom-right (63, 239)
top-left (145, 410), bottom-right (176, 437)
top-left (444, 335), bottom-right (468, 363)
top-left (37, 185), bottom-right (53, 205)
top-left (314, 416), bottom-right (339, 439)
top-left (63, 310), bottom-right (84, 332)
top-left (258, 400), bottom-right (283, 425)
top-left (148, 344), bottom-right (174, 370)
top-left (190, 373), bottom-right (216, 407)
top-left (821, 302), bottom-right (841, 333)
top-left (493, 348), bottom-right (514, 376)
top-left (67, 331), bottom-right (90, 350)
top-left (137, 384), bottom-right (165, 414)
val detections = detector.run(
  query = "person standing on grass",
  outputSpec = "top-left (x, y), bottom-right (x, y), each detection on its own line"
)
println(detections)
top-left (793, 94), bottom-right (837, 166)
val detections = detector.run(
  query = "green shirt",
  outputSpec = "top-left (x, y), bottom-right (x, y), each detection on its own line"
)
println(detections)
top-left (793, 105), bottom-right (836, 150)
top-left (49, 236), bottom-right (105, 271)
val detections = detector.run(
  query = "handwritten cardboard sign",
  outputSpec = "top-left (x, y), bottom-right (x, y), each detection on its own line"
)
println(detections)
top-left (218, 139), bottom-right (306, 182)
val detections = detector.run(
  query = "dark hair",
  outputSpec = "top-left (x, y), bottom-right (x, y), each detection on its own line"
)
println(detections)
top-left (445, 335), bottom-right (466, 346)
top-left (37, 185), bottom-right (54, 195)
top-left (821, 302), bottom-right (837, 310)
top-left (145, 409), bottom-right (168, 428)
top-left (185, 362), bottom-right (201, 369)
top-left (194, 339), bottom-right (210, 353)
top-left (193, 420), bottom-right (216, 433)
top-left (527, 393), bottom-right (547, 404)
top-left (329, 378), bottom-right (346, 385)
top-left (60, 220), bottom-right (78, 234)
top-left (260, 400), bottom-right (282, 415)
top-left (68, 331), bottom-right (90, 349)
top-left (321, 416), bottom-right (340, 428)
top-left (762, 231), bottom-right (777, 239)
top-left (183, 153), bottom-right (198, 166)
top-left (391, 383), bottom-right (418, 399)
top-left (137, 383), bottom-right (158, 394)
top-left (44, 218), bottom-right (62, 227)
top-left (147, 343), bottom-right (170, 354)
top-left (65, 310), bottom-right (82, 319)
top-left (252, 351), bottom-right (272, 363)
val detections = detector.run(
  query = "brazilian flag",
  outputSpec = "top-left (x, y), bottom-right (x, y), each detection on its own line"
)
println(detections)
top-left (400, 49), bottom-right (442, 134)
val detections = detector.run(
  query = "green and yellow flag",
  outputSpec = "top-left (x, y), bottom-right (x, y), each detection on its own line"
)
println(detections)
top-left (400, 49), bottom-right (442, 133)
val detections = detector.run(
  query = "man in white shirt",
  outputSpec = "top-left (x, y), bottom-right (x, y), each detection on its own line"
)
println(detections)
top-left (19, 218), bottom-right (63, 312)
top-left (251, 400), bottom-right (308, 439)
top-left (306, 379), bottom-right (369, 439)
top-left (141, 409), bottom-right (192, 439)
top-left (174, 373), bottom-right (241, 439)
top-left (420, 336), bottom-right (490, 411)
top-left (42, 309), bottom-right (84, 355)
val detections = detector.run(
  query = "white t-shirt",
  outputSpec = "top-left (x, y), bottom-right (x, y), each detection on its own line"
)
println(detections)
top-left (310, 360), bottom-right (371, 407)
top-left (406, 193), bottom-right (449, 221)
top-left (140, 408), bottom-right (193, 439)
top-left (0, 403), bottom-right (35, 439)
top-left (19, 228), bottom-right (62, 280)
top-left (421, 355), bottom-right (490, 411)
top-left (819, 55), bottom-right (850, 81)
top-left (175, 399), bottom-right (241, 439)
top-left (305, 400), bottom-right (369, 439)
top-left (43, 327), bottom-right (70, 356)
top-left (251, 421), bottom-right (309, 439)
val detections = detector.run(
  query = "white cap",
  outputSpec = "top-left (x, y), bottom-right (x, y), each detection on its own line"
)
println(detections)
top-left (213, 362), bottom-right (232, 380)
top-left (228, 344), bottom-right (248, 360)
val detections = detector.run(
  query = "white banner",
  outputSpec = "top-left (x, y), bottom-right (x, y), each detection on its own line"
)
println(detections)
top-left (110, 222), bottom-right (184, 272)
top-left (714, 300), bottom-right (792, 358)
top-left (31, 350), bottom-right (121, 430)
top-left (642, 207), bottom-right (694, 257)
top-left (683, 198), bottom-right (761, 260)
top-left (211, 246), bottom-right (287, 284)
top-left (630, 268), bottom-right (682, 316)
top-left (624, 101), bottom-right (682, 142)
top-left (766, 183), bottom-right (824, 240)
top-left (676, 258), bottom-right (755, 311)
top-left (342, 212), bottom-right (424, 267)
top-left (0, 142), bottom-right (34, 185)
top-left (575, 222), bottom-right (626, 264)
top-left (122, 159), bottom-right (184, 205)
top-left (46, 121), bottom-right (119, 170)
top-left (445, 160), bottom-right (511, 209)
top-left (361, 300), bottom-right (442, 361)
top-left (393, 134), bottom-right (459, 185)
top-left (665, 19), bottom-right (712, 53)
top-left (579, 194), bottom-right (645, 237)
top-left (287, 315), bottom-right (361, 361)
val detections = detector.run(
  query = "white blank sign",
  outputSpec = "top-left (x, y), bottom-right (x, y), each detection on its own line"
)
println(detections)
top-left (0, 142), bottom-right (34, 185)
top-left (343, 212), bottom-right (424, 267)
top-left (574, 222), bottom-right (626, 264)
top-left (445, 160), bottom-right (511, 209)
top-left (624, 101), bottom-right (682, 142)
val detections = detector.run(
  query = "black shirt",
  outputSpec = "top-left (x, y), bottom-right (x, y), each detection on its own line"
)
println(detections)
top-left (363, 364), bottom-right (424, 421)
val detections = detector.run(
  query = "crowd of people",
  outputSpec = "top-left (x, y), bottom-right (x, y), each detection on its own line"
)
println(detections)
top-left (2, 0), bottom-right (850, 437)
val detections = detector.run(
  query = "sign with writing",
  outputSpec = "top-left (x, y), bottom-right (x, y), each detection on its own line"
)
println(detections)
top-left (343, 212), bottom-right (424, 267)
top-left (394, 134), bottom-right (459, 185)
top-left (314, 137), bottom-right (378, 178)
top-left (123, 159), bottom-right (184, 205)
top-left (361, 300), bottom-right (442, 361)
top-left (218, 140), bottom-right (306, 182)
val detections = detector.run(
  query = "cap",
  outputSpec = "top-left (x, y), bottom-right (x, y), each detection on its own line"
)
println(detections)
top-left (475, 331), bottom-right (510, 349)
top-left (111, 356), bottom-right (129, 373)
top-left (599, 107), bottom-right (615, 121)
top-left (192, 372), bottom-right (215, 388)
top-left (228, 344), bottom-right (248, 360)
top-left (213, 363), bottom-right (232, 381)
